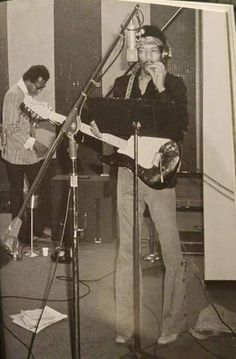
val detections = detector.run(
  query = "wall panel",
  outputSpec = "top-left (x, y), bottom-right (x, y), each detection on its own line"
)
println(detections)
top-left (151, 5), bottom-right (197, 172)
top-left (7, 0), bottom-right (55, 107)
top-left (0, 1), bottom-right (9, 191)
top-left (7, 0), bottom-right (56, 152)
top-left (202, 10), bottom-right (236, 280)
top-left (0, 1), bottom-right (9, 117)
top-left (54, 0), bottom-right (102, 174)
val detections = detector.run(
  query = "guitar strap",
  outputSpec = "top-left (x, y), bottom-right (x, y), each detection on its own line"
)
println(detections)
top-left (124, 74), bottom-right (135, 99)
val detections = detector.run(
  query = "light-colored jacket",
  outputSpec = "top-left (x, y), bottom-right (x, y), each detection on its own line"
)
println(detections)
top-left (1, 84), bottom-right (40, 164)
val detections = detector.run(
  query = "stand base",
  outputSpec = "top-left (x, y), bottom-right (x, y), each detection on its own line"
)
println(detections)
top-left (51, 248), bottom-right (72, 263)
top-left (24, 251), bottom-right (39, 258)
top-left (122, 350), bottom-right (163, 358)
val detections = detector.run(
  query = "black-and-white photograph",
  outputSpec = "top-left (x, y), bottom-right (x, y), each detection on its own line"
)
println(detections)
top-left (0, 0), bottom-right (236, 358)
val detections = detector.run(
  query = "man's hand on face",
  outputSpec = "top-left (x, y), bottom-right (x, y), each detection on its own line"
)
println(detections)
top-left (33, 140), bottom-right (49, 157)
top-left (145, 62), bottom-right (166, 93)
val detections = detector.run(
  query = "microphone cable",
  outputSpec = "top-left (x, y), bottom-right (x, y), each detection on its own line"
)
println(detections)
top-left (0, 315), bottom-right (35, 359)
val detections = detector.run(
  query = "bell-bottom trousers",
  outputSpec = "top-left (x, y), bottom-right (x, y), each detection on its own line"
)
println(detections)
top-left (115, 167), bottom-right (187, 338)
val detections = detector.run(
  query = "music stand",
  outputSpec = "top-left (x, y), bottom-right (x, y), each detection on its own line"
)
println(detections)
top-left (84, 97), bottom-right (159, 137)
top-left (84, 98), bottom-right (162, 358)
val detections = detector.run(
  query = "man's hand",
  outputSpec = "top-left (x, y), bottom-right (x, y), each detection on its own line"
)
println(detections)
top-left (33, 140), bottom-right (49, 157)
top-left (90, 120), bottom-right (102, 139)
top-left (145, 62), bottom-right (166, 93)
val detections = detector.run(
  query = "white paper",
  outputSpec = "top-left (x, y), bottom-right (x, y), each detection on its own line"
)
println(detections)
top-left (10, 306), bottom-right (67, 333)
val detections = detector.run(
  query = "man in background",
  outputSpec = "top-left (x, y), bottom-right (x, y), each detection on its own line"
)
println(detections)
top-left (1, 65), bottom-right (50, 247)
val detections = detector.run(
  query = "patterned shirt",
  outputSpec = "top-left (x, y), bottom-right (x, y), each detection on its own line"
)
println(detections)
top-left (1, 79), bottom-right (40, 164)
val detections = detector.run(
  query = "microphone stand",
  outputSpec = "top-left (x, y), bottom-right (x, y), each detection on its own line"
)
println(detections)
top-left (133, 121), bottom-right (141, 353)
top-left (1, 4), bottom-right (141, 359)
top-left (68, 137), bottom-right (83, 359)
top-left (124, 123), bottom-right (161, 359)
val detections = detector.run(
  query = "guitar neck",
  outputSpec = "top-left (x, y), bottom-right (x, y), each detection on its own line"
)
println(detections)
top-left (80, 123), bottom-right (126, 149)
top-left (22, 99), bottom-right (127, 149)
top-left (49, 111), bottom-right (127, 149)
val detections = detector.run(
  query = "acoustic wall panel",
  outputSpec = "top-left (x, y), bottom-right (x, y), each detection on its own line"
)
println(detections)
top-left (0, 2), bottom-right (9, 191)
top-left (0, 2), bottom-right (9, 117)
top-left (54, 0), bottom-right (102, 174)
top-left (6, 0), bottom-right (56, 153)
top-left (151, 5), bottom-right (197, 172)
top-left (7, 0), bottom-right (55, 108)
top-left (202, 10), bottom-right (236, 280)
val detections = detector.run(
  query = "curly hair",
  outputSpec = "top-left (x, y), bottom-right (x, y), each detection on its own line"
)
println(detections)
top-left (141, 25), bottom-right (167, 46)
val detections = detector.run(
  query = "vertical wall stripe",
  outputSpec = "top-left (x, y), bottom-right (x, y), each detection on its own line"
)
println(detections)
top-left (54, 0), bottom-right (102, 115)
top-left (54, 0), bottom-right (102, 173)
top-left (7, 0), bottom-right (55, 109)
top-left (151, 5), bottom-right (196, 171)
top-left (0, 2), bottom-right (9, 190)
top-left (0, 1), bottom-right (9, 113)
top-left (203, 10), bottom-right (236, 279)
top-left (6, 0), bottom-right (55, 150)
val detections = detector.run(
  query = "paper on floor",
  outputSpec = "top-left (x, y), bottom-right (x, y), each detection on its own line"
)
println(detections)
top-left (10, 305), bottom-right (67, 333)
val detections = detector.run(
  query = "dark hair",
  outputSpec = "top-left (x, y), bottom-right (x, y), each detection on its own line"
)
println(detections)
top-left (23, 65), bottom-right (50, 82)
top-left (141, 25), bottom-right (167, 46)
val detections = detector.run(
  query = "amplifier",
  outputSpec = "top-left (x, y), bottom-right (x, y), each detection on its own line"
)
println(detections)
top-left (50, 174), bottom-right (116, 244)
top-left (176, 172), bottom-right (203, 212)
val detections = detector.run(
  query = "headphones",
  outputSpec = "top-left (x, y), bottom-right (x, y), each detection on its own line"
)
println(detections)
top-left (161, 41), bottom-right (172, 62)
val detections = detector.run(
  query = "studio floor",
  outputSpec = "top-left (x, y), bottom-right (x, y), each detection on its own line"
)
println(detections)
top-left (1, 235), bottom-right (236, 359)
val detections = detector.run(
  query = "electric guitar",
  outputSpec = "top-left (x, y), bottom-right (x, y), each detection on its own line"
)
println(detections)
top-left (20, 97), bottom-right (181, 189)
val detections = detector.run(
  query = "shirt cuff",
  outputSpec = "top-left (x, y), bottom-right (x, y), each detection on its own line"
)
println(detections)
top-left (24, 137), bottom-right (36, 150)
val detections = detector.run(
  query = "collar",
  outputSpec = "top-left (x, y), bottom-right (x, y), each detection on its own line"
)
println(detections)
top-left (17, 78), bottom-right (29, 97)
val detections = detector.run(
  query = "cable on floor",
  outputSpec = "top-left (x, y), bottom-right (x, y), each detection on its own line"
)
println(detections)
top-left (0, 315), bottom-right (35, 359)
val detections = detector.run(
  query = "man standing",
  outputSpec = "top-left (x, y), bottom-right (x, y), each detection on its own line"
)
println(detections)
top-left (1, 65), bottom-right (50, 245)
top-left (88, 24), bottom-right (188, 345)
top-left (112, 25), bottom-right (189, 345)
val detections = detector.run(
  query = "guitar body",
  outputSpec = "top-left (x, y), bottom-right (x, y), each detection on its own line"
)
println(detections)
top-left (99, 140), bottom-right (181, 189)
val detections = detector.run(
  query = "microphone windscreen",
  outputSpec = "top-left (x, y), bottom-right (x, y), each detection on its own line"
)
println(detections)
top-left (127, 21), bottom-right (138, 62)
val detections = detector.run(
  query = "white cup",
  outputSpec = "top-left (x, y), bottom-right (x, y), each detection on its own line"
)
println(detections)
top-left (42, 247), bottom-right (49, 257)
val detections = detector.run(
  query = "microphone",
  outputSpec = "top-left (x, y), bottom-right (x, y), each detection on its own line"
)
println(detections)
top-left (126, 20), bottom-right (138, 63)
